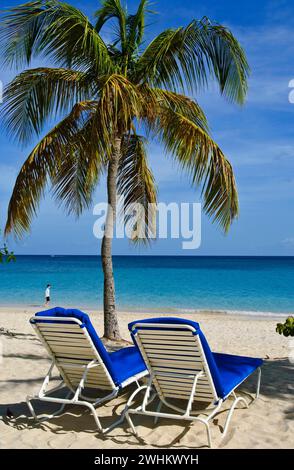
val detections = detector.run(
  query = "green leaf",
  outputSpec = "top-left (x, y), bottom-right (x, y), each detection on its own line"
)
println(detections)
top-left (4, 100), bottom-right (99, 237)
top-left (0, 1), bottom-right (112, 72)
top-left (118, 134), bottom-right (157, 242)
top-left (2, 67), bottom-right (98, 144)
top-left (141, 86), bottom-right (239, 231)
top-left (95, 0), bottom-right (127, 54)
top-left (135, 17), bottom-right (249, 103)
top-left (276, 317), bottom-right (294, 337)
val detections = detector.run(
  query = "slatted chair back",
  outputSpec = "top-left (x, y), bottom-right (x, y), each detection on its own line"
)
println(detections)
top-left (31, 316), bottom-right (115, 391)
top-left (131, 322), bottom-right (218, 403)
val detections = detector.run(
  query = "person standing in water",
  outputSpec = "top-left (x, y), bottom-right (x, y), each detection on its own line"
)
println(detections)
top-left (45, 284), bottom-right (51, 306)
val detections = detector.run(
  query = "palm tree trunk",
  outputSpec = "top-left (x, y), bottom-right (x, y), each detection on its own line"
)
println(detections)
top-left (101, 137), bottom-right (121, 340)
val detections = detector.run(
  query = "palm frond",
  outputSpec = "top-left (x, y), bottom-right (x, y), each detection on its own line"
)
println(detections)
top-left (194, 18), bottom-right (249, 103)
top-left (134, 18), bottom-right (249, 103)
top-left (0, 1), bottom-right (48, 68)
top-left (51, 117), bottom-right (107, 215)
top-left (126, 0), bottom-right (149, 56)
top-left (2, 67), bottom-right (98, 144)
top-left (134, 27), bottom-right (188, 91)
top-left (51, 142), bottom-right (105, 217)
top-left (118, 134), bottom-right (157, 242)
top-left (144, 101), bottom-right (239, 231)
top-left (98, 74), bottom-right (143, 136)
top-left (139, 85), bottom-right (209, 132)
top-left (95, 0), bottom-right (127, 53)
top-left (4, 100), bottom-right (98, 237)
top-left (0, 1), bottom-right (112, 72)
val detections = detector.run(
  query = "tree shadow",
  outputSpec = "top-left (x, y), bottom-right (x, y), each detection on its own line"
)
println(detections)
top-left (0, 330), bottom-right (38, 341)
top-left (3, 353), bottom-right (49, 360)
top-left (0, 375), bottom-right (60, 391)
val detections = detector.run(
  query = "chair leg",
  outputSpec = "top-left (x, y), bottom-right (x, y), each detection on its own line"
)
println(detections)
top-left (78, 400), bottom-right (103, 433)
top-left (221, 368), bottom-right (261, 440)
top-left (123, 385), bottom-right (149, 437)
top-left (98, 381), bottom-right (152, 434)
top-left (256, 367), bottom-right (261, 399)
top-left (191, 416), bottom-right (213, 448)
top-left (26, 396), bottom-right (38, 421)
top-left (125, 411), bottom-right (139, 437)
top-left (26, 392), bottom-right (71, 423)
top-left (102, 395), bottom-right (134, 434)
top-left (154, 400), bottom-right (162, 424)
top-left (204, 420), bottom-right (212, 448)
top-left (26, 392), bottom-right (104, 432)
top-left (222, 395), bottom-right (248, 438)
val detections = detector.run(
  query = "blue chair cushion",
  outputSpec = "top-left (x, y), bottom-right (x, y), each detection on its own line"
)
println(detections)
top-left (128, 317), bottom-right (263, 399)
top-left (129, 316), bottom-right (202, 333)
top-left (213, 353), bottom-right (263, 398)
top-left (34, 307), bottom-right (147, 387)
top-left (109, 347), bottom-right (147, 384)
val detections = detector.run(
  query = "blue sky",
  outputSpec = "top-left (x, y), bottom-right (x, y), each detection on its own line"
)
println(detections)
top-left (1, 0), bottom-right (294, 256)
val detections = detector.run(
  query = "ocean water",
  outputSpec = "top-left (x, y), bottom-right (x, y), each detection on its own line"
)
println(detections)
top-left (0, 255), bottom-right (294, 316)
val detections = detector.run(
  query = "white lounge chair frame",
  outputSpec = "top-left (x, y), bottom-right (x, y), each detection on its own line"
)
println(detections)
top-left (125, 322), bottom-right (261, 447)
top-left (27, 316), bottom-right (148, 433)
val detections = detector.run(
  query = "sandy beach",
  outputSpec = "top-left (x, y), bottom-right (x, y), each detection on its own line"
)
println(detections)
top-left (0, 306), bottom-right (293, 449)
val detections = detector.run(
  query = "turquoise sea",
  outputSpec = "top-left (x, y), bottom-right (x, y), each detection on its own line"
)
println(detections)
top-left (0, 255), bottom-right (294, 316)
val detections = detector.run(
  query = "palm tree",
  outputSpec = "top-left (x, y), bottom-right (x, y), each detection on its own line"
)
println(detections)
top-left (1, 0), bottom-right (249, 340)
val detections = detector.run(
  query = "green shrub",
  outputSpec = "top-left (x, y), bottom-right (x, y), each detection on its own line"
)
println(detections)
top-left (0, 230), bottom-right (15, 263)
top-left (0, 245), bottom-right (15, 263)
top-left (276, 316), bottom-right (294, 337)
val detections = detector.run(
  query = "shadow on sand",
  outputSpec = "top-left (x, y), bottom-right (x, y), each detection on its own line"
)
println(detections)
top-left (0, 358), bottom-right (293, 448)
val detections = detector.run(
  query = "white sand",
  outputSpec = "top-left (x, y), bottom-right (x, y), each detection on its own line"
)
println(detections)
top-left (0, 306), bottom-right (293, 449)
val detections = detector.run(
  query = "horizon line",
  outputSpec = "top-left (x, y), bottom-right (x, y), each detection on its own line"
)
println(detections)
top-left (9, 254), bottom-right (294, 258)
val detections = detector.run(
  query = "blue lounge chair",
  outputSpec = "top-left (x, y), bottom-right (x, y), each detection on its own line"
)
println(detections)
top-left (27, 307), bottom-right (148, 433)
top-left (125, 317), bottom-right (263, 447)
